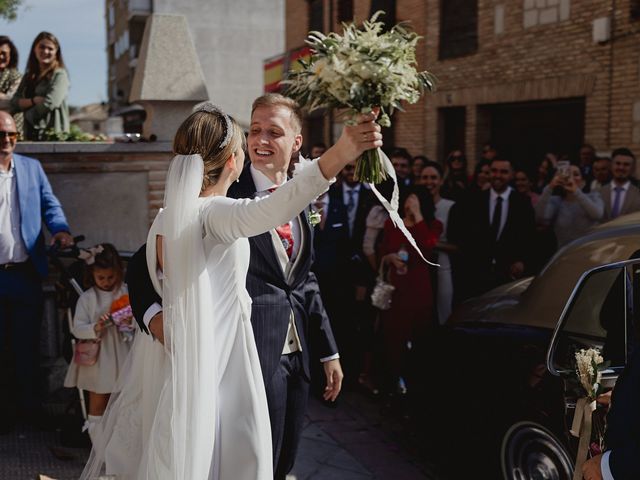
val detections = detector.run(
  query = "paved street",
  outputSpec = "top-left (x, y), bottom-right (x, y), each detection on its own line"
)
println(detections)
top-left (0, 390), bottom-right (438, 480)
top-left (289, 391), bottom-right (436, 480)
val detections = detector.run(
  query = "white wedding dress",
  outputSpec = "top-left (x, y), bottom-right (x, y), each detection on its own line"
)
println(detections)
top-left (81, 155), bottom-right (330, 480)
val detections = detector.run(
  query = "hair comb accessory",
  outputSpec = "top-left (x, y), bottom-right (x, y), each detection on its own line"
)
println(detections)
top-left (78, 245), bottom-right (105, 265)
top-left (192, 101), bottom-right (233, 150)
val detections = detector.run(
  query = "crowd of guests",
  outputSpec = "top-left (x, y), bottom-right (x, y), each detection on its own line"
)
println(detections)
top-left (0, 85), bottom-right (637, 478)
top-left (308, 141), bottom-right (639, 404)
top-left (0, 32), bottom-right (70, 141)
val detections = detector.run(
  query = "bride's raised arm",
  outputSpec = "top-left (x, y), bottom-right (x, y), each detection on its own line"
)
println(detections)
top-left (203, 111), bottom-right (382, 243)
top-left (202, 159), bottom-right (327, 242)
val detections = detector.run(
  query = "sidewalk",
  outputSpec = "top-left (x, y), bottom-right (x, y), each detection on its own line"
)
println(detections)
top-left (0, 391), bottom-right (437, 480)
top-left (289, 392), bottom-right (438, 480)
top-left (0, 424), bottom-right (89, 480)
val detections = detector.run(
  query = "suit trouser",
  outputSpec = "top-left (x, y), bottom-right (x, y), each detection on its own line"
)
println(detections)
top-left (0, 263), bottom-right (43, 411)
top-left (266, 351), bottom-right (309, 480)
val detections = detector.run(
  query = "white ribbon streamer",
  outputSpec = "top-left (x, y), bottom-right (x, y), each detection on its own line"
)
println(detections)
top-left (570, 397), bottom-right (597, 480)
top-left (368, 148), bottom-right (440, 268)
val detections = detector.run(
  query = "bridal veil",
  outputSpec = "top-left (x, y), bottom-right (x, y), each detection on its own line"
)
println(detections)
top-left (81, 154), bottom-right (218, 479)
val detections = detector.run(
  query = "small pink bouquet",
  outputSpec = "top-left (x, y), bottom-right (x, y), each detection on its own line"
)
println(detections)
top-left (109, 295), bottom-right (135, 335)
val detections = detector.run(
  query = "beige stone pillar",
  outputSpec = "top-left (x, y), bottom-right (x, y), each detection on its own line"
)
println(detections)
top-left (129, 14), bottom-right (209, 141)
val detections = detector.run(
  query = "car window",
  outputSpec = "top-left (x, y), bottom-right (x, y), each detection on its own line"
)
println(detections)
top-left (552, 266), bottom-right (628, 373)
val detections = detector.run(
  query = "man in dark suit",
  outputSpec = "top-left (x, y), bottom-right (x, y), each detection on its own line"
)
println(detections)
top-left (313, 161), bottom-right (377, 379)
top-left (600, 148), bottom-right (640, 222)
top-left (126, 94), bottom-right (342, 480)
top-left (390, 148), bottom-right (413, 188)
top-left (581, 344), bottom-right (640, 480)
top-left (448, 157), bottom-right (536, 301)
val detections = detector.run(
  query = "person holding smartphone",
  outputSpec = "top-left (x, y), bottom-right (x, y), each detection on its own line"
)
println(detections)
top-left (535, 163), bottom-right (604, 247)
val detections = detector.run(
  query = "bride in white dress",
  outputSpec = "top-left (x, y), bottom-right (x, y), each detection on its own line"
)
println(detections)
top-left (80, 103), bottom-right (383, 480)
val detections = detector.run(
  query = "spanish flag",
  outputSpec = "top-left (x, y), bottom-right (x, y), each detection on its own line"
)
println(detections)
top-left (289, 46), bottom-right (312, 73)
top-left (264, 54), bottom-right (285, 93)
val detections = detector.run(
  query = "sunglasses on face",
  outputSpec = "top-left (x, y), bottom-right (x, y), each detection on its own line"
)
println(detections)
top-left (0, 131), bottom-right (17, 140)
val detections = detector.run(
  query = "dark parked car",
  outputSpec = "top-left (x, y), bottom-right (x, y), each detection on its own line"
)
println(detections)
top-left (414, 213), bottom-right (640, 480)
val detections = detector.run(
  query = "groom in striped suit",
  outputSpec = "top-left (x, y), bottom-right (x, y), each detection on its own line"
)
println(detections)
top-left (128, 94), bottom-right (342, 479)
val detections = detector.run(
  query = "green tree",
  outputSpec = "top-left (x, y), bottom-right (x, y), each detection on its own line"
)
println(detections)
top-left (0, 0), bottom-right (22, 21)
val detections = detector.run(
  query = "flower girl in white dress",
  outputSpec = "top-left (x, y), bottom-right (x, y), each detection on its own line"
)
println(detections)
top-left (81, 103), bottom-right (383, 480)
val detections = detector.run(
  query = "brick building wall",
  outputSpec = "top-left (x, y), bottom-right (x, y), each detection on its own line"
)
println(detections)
top-left (285, 0), bottom-right (640, 171)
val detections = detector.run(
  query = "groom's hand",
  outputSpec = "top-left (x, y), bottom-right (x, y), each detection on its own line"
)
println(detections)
top-left (323, 359), bottom-right (344, 402)
top-left (149, 312), bottom-right (165, 345)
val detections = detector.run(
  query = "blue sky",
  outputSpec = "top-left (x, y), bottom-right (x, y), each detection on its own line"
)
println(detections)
top-left (0, 0), bottom-right (106, 107)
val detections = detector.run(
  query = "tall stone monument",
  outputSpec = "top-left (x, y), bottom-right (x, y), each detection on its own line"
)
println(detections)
top-left (130, 14), bottom-right (209, 141)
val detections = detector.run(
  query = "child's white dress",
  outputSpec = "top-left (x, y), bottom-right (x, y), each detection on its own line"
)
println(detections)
top-left (64, 284), bottom-right (133, 393)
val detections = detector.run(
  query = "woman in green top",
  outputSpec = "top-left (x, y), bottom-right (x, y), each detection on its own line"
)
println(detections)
top-left (0, 36), bottom-right (23, 133)
top-left (11, 31), bottom-right (69, 140)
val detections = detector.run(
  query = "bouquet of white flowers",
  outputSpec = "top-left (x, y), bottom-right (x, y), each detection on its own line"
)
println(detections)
top-left (571, 347), bottom-right (609, 477)
top-left (285, 11), bottom-right (435, 183)
top-left (574, 348), bottom-right (605, 400)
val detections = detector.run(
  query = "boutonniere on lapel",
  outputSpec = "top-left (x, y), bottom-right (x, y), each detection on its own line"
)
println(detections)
top-left (295, 153), bottom-right (328, 228)
top-left (308, 209), bottom-right (322, 227)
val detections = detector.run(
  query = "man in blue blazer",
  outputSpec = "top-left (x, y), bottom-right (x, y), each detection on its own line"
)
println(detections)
top-left (0, 111), bottom-right (72, 428)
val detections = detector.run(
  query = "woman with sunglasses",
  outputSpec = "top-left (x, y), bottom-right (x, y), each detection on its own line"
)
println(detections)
top-left (11, 32), bottom-right (69, 141)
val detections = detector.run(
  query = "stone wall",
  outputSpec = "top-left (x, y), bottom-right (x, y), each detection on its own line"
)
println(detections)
top-left (16, 142), bottom-right (173, 252)
top-left (285, 0), bottom-right (640, 167)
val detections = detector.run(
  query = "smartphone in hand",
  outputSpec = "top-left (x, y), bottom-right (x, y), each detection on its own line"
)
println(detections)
top-left (557, 160), bottom-right (571, 180)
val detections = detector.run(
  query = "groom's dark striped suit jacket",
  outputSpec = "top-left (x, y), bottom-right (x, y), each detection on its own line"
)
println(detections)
top-left (227, 163), bottom-right (338, 384)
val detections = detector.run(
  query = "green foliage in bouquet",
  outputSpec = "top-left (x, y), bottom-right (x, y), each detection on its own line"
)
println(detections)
top-left (284, 11), bottom-right (435, 183)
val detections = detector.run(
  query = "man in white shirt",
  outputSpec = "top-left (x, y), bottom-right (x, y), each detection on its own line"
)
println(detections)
top-left (0, 111), bottom-right (72, 431)
top-left (313, 161), bottom-right (377, 380)
top-left (600, 148), bottom-right (640, 222)
top-left (448, 157), bottom-right (536, 300)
